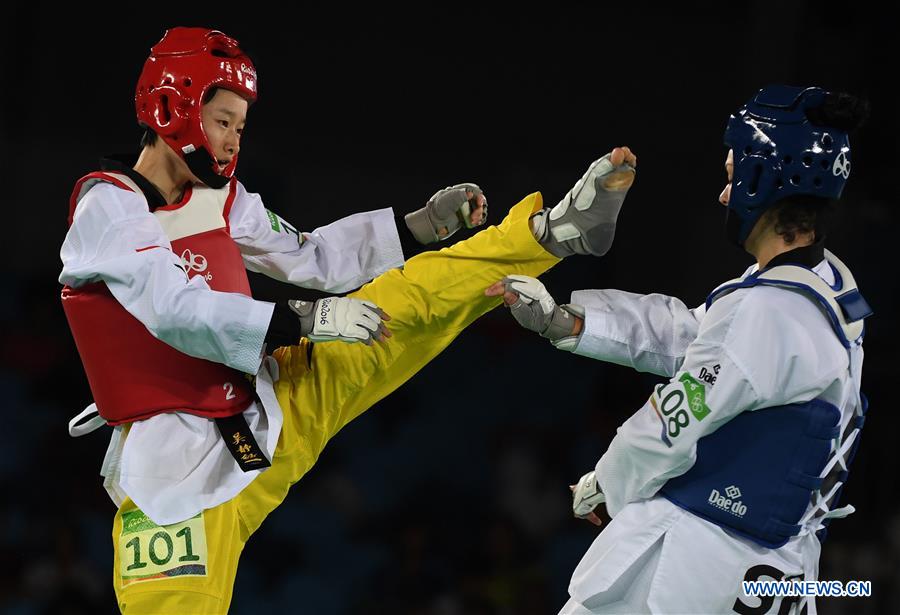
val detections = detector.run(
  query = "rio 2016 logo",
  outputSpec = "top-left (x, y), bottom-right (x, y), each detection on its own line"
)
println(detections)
top-left (833, 152), bottom-right (851, 179)
top-left (180, 249), bottom-right (213, 281)
top-left (318, 298), bottom-right (333, 326)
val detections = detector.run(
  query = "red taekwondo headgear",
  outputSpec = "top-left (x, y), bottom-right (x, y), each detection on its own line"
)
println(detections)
top-left (135, 27), bottom-right (257, 188)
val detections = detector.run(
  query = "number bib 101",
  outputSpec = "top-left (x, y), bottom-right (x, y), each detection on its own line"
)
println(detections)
top-left (119, 509), bottom-right (208, 586)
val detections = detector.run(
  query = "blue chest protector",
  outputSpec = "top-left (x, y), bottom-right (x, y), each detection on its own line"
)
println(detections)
top-left (659, 250), bottom-right (872, 548)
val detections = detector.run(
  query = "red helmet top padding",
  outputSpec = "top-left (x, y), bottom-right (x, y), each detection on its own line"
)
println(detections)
top-left (135, 27), bottom-right (257, 183)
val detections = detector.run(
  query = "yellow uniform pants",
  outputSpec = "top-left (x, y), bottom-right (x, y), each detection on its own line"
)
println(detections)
top-left (112, 193), bottom-right (559, 613)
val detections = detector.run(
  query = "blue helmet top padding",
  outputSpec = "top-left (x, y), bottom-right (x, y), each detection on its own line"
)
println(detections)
top-left (724, 85), bottom-right (851, 244)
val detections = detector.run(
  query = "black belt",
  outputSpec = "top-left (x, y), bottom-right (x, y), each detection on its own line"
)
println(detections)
top-left (214, 401), bottom-right (272, 472)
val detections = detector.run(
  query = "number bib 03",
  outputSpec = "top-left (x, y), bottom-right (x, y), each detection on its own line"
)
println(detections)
top-left (119, 510), bottom-right (208, 585)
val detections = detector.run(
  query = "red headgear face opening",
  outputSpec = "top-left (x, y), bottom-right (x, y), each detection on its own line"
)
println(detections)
top-left (135, 27), bottom-right (257, 188)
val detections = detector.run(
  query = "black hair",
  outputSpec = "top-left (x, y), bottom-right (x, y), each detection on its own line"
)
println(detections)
top-left (767, 195), bottom-right (837, 244)
top-left (806, 91), bottom-right (870, 132)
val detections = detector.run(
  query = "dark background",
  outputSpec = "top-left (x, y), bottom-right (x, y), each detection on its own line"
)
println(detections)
top-left (1, 3), bottom-right (897, 614)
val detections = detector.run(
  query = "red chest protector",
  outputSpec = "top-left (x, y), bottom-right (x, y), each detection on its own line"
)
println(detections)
top-left (61, 171), bottom-right (256, 425)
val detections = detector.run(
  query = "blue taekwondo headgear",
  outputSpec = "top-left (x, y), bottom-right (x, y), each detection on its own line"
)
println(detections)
top-left (724, 85), bottom-right (851, 246)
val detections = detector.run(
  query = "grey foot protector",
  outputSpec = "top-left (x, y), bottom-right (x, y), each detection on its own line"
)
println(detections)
top-left (539, 154), bottom-right (635, 258)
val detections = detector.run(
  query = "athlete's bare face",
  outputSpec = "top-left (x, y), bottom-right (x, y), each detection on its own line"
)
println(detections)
top-left (201, 89), bottom-right (248, 172)
top-left (719, 149), bottom-right (734, 206)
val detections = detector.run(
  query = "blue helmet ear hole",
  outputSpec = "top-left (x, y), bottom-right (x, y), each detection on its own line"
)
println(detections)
top-left (790, 175), bottom-right (801, 186)
top-left (783, 155), bottom-right (793, 165)
top-left (814, 177), bottom-right (823, 188)
top-left (820, 159), bottom-right (830, 170)
top-left (802, 155), bottom-right (813, 167)
top-left (822, 134), bottom-right (833, 151)
top-left (748, 164), bottom-right (763, 196)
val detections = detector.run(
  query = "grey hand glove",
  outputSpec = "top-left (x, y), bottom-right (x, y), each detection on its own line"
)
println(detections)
top-left (404, 183), bottom-right (488, 244)
top-left (500, 275), bottom-right (584, 349)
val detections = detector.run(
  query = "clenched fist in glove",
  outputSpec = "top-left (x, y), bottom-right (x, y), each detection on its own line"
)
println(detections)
top-left (404, 183), bottom-right (488, 244)
top-left (571, 470), bottom-right (606, 526)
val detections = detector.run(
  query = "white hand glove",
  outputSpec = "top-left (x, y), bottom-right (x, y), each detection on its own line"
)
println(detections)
top-left (572, 470), bottom-right (605, 518)
top-left (501, 275), bottom-right (583, 344)
top-left (288, 297), bottom-right (388, 345)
